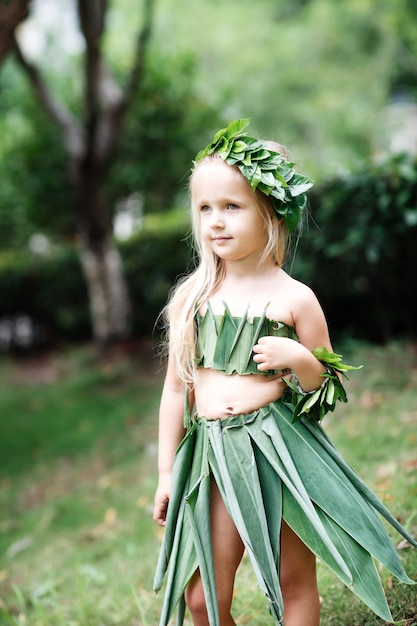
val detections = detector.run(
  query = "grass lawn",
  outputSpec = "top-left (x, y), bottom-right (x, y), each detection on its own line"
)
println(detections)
top-left (0, 339), bottom-right (416, 625)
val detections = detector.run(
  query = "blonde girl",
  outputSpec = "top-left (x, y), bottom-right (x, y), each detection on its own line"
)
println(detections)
top-left (153, 119), bottom-right (416, 626)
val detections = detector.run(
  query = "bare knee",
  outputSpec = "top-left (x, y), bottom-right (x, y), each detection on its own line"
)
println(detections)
top-left (185, 577), bottom-right (208, 622)
top-left (185, 577), bottom-right (235, 622)
top-left (280, 564), bottom-right (317, 602)
top-left (280, 523), bottom-right (318, 603)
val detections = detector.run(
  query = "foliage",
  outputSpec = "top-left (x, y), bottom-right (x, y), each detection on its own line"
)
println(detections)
top-left (107, 50), bottom-right (222, 214)
top-left (0, 340), bottom-right (416, 624)
top-left (122, 213), bottom-right (192, 335)
top-left (152, 0), bottom-right (417, 178)
top-left (0, 245), bottom-right (90, 350)
top-left (292, 152), bottom-right (417, 342)
top-left (0, 60), bottom-right (73, 248)
top-left (2, 0), bottom-right (416, 248)
top-left (283, 346), bottom-right (362, 423)
top-left (0, 50), bottom-right (221, 251)
top-left (0, 211), bottom-right (192, 345)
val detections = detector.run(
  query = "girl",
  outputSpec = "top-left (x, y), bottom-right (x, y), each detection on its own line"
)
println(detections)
top-left (153, 119), bottom-right (416, 626)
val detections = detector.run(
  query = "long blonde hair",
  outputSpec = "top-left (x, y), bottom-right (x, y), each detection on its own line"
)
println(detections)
top-left (163, 149), bottom-right (292, 384)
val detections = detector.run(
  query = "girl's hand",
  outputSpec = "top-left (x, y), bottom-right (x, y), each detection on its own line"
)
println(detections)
top-left (253, 336), bottom-right (300, 372)
top-left (253, 336), bottom-right (327, 391)
top-left (153, 472), bottom-right (172, 526)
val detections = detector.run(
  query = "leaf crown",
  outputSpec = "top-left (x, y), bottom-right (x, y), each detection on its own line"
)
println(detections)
top-left (193, 118), bottom-right (313, 232)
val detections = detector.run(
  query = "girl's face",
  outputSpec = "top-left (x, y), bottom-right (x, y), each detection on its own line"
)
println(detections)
top-left (191, 158), bottom-right (269, 265)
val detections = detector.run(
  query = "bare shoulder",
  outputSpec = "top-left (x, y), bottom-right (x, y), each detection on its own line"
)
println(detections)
top-left (278, 271), bottom-right (331, 349)
top-left (279, 270), bottom-right (319, 309)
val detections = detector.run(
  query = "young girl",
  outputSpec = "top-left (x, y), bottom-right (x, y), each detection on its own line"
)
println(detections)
top-left (153, 119), bottom-right (416, 626)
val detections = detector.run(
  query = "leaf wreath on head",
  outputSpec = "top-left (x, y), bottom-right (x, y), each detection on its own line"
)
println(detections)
top-left (193, 118), bottom-right (314, 232)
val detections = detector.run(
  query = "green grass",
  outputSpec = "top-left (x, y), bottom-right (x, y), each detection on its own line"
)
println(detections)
top-left (0, 340), bottom-right (416, 625)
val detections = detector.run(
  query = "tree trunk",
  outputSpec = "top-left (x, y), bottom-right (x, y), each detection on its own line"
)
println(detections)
top-left (74, 145), bottom-right (131, 342)
top-left (0, 0), bottom-right (29, 64)
top-left (6, 0), bottom-right (156, 344)
top-left (78, 238), bottom-right (131, 344)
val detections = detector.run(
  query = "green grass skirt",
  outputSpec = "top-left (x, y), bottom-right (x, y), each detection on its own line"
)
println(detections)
top-left (154, 400), bottom-right (416, 625)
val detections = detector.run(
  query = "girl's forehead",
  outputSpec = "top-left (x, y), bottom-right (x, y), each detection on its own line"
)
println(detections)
top-left (191, 157), bottom-right (249, 189)
top-left (194, 156), bottom-right (236, 173)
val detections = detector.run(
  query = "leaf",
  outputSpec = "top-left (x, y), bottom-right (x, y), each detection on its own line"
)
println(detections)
top-left (223, 118), bottom-right (251, 139)
top-left (196, 301), bottom-right (218, 368)
top-left (263, 406), bottom-right (415, 620)
top-left (248, 413), bottom-right (352, 581)
top-left (185, 469), bottom-right (219, 624)
top-left (300, 416), bottom-right (417, 558)
top-left (230, 140), bottom-right (248, 153)
top-left (325, 379), bottom-right (335, 405)
top-left (155, 401), bottom-right (416, 625)
top-left (209, 420), bottom-right (285, 622)
top-left (153, 426), bottom-right (197, 593)
top-left (226, 305), bottom-right (249, 365)
top-left (212, 303), bottom-right (237, 370)
top-left (298, 388), bottom-right (322, 414)
top-left (259, 170), bottom-right (276, 188)
top-left (251, 149), bottom-right (272, 161)
top-left (311, 346), bottom-right (362, 372)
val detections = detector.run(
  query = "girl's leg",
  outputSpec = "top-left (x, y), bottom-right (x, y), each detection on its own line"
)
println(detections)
top-left (185, 479), bottom-right (245, 626)
top-left (280, 521), bottom-right (320, 626)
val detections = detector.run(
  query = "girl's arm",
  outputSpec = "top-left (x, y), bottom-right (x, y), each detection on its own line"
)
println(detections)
top-left (286, 284), bottom-right (334, 391)
top-left (153, 344), bottom-right (189, 526)
top-left (253, 284), bottom-right (333, 392)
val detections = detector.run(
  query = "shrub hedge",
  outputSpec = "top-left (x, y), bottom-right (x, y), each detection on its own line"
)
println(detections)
top-left (293, 152), bottom-right (417, 342)
top-left (0, 222), bottom-right (193, 349)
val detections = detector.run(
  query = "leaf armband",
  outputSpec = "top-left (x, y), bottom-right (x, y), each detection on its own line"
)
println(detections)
top-left (282, 346), bottom-right (362, 423)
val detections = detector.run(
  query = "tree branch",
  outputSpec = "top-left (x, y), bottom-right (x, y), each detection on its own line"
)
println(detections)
top-left (0, 0), bottom-right (30, 65)
top-left (12, 36), bottom-right (84, 160)
top-left (95, 0), bottom-right (155, 163)
top-left (77, 0), bottom-right (105, 116)
top-left (77, 0), bottom-right (156, 166)
top-left (119, 0), bottom-right (156, 113)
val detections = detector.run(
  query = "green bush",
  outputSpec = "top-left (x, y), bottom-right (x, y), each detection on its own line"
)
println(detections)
top-left (107, 51), bottom-right (222, 215)
top-left (122, 221), bottom-right (192, 335)
top-left (0, 218), bottom-right (192, 346)
top-left (293, 152), bottom-right (417, 342)
top-left (0, 248), bottom-right (90, 344)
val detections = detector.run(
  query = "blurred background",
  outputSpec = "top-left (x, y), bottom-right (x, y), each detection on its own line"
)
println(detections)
top-left (0, 1), bottom-right (416, 624)
top-left (0, 0), bottom-right (416, 349)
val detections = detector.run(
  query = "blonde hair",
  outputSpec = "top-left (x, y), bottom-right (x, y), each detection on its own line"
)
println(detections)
top-left (163, 147), bottom-right (292, 384)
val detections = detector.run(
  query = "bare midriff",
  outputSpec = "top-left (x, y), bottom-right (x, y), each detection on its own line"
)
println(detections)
top-left (194, 367), bottom-right (287, 420)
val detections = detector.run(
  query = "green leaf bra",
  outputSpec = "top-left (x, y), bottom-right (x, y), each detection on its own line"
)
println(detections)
top-left (195, 301), bottom-right (298, 377)
top-left (195, 302), bottom-right (360, 422)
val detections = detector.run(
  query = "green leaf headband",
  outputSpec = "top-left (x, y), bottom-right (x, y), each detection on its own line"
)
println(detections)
top-left (193, 118), bottom-right (313, 232)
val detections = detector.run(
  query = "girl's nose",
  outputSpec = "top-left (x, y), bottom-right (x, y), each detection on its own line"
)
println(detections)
top-left (210, 209), bottom-right (224, 228)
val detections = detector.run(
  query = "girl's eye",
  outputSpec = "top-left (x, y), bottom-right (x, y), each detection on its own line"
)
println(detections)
top-left (227, 203), bottom-right (239, 210)
top-left (200, 205), bottom-right (211, 213)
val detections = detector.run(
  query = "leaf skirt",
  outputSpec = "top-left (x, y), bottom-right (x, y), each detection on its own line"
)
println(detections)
top-left (153, 400), bottom-right (416, 625)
